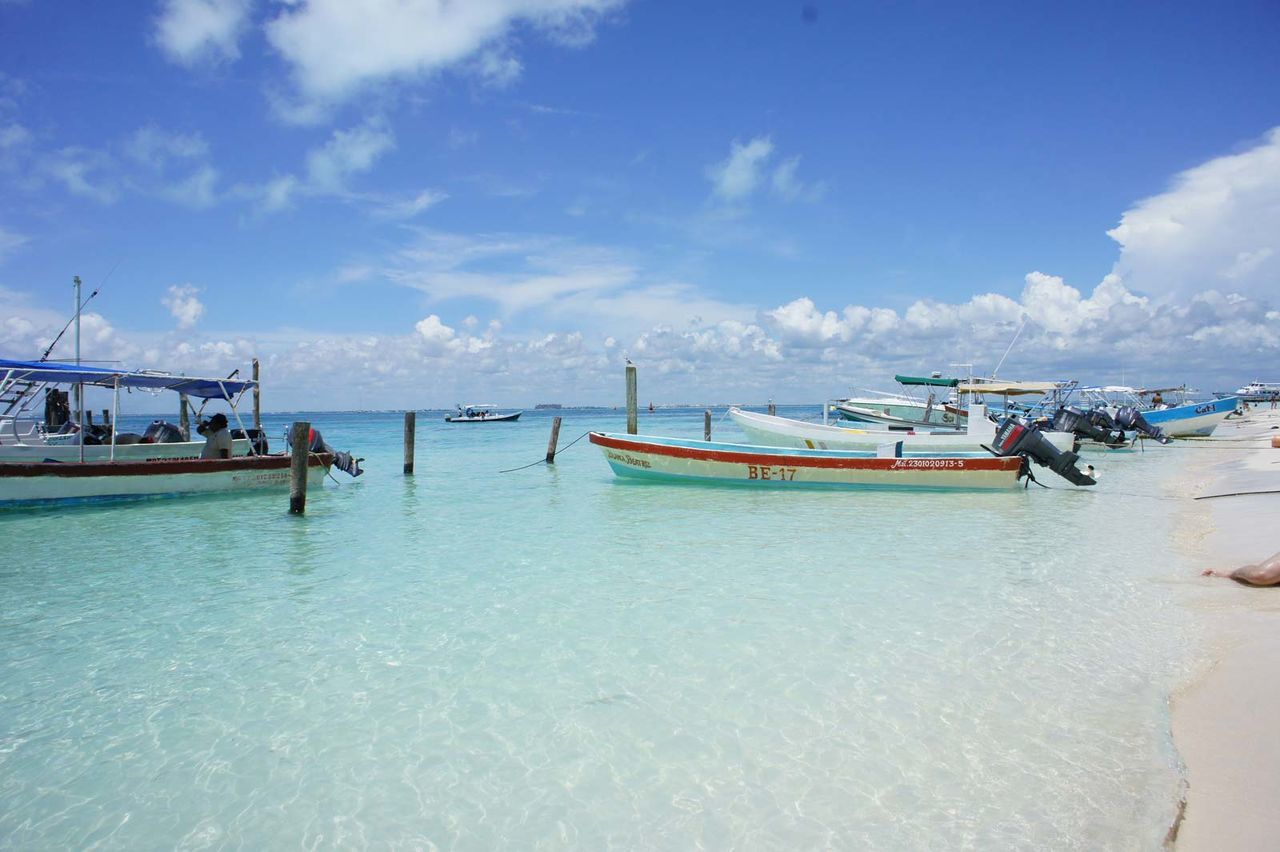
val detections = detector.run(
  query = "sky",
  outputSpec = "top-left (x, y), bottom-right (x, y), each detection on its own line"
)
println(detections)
top-left (1, 0), bottom-right (1279, 411)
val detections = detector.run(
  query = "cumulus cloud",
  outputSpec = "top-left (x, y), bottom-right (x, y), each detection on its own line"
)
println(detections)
top-left (154, 0), bottom-right (253, 66)
top-left (264, 0), bottom-right (625, 121)
top-left (707, 136), bottom-right (774, 201)
top-left (707, 136), bottom-right (824, 203)
top-left (163, 284), bottom-right (206, 328)
top-left (1107, 126), bottom-right (1280, 302)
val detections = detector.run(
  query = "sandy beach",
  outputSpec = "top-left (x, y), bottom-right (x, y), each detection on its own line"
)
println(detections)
top-left (1171, 409), bottom-right (1280, 849)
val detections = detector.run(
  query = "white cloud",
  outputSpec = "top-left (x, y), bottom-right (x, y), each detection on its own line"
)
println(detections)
top-left (1107, 126), bottom-right (1280, 301)
top-left (43, 147), bottom-right (120, 204)
top-left (155, 0), bottom-right (252, 66)
top-left (127, 126), bottom-right (209, 167)
top-left (771, 155), bottom-right (825, 202)
top-left (163, 284), bottom-right (206, 328)
top-left (305, 118), bottom-right (396, 192)
top-left (376, 188), bottom-right (448, 219)
top-left (264, 0), bottom-right (624, 121)
top-left (707, 136), bottom-right (774, 201)
top-left (0, 225), bottom-right (28, 261)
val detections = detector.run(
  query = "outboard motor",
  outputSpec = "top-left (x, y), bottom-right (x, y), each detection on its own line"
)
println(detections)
top-left (1114, 406), bottom-right (1171, 444)
top-left (231, 427), bottom-right (270, 455)
top-left (989, 416), bottom-right (1097, 486)
top-left (284, 425), bottom-right (364, 478)
top-left (142, 420), bottom-right (186, 444)
top-left (1052, 406), bottom-right (1127, 448)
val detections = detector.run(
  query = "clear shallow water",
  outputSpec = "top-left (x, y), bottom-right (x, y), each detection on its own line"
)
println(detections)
top-left (1, 408), bottom-right (1200, 849)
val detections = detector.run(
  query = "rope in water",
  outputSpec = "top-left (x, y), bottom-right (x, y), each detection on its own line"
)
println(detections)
top-left (499, 430), bottom-right (594, 473)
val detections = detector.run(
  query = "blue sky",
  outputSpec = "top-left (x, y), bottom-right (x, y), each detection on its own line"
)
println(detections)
top-left (2, 0), bottom-right (1279, 410)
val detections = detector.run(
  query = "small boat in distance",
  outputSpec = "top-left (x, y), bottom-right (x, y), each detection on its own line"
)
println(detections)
top-left (444, 404), bottom-right (522, 423)
top-left (1233, 381), bottom-right (1280, 402)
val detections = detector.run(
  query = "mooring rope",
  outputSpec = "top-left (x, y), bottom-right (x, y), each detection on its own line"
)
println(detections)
top-left (499, 430), bottom-right (594, 473)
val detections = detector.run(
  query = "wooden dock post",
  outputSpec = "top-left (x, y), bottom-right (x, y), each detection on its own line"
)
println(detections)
top-left (625, 362), bottom-right (638, 435)
top-left (704, 409), bottom-right (712, 441)
top-left (403, 411), bottom-right (416, 475)
top-left (101, 408), bottom-right (110, 426)
top-left (289, 421), bottom-right (310, 515)
top-left (252, 358), bottom-right (261, 430)
top-left (179, 393), bottom-right (191, 439)
top-left (768, 400), bottom-right (776, 416)
top-left (546, 416), bottom-right (563, 464)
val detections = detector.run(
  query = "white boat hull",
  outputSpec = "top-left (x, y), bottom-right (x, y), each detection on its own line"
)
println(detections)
top-left (590, 432), bottom-right (1023, 490)
top-left (731, 407), bottom-right (1076, 454)
top-left (0, 438), bottom-right (251, 463)
top-left (0, 454), bottom-right (330, 508)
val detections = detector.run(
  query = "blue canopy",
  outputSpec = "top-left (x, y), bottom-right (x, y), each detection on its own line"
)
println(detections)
top-left (0, 358), bottom-right (255, 400)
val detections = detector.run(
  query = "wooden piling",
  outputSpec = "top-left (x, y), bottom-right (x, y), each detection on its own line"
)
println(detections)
top-left (289, 421), bottom-right (310, 515)
top-left (704, 409), bottom-right (712, 441)
top-left (101, 408), bottom-right (110, 426)
top-left (403, 411), bottom-right (416, 475)
top-left (768, 400), bottom-right (776, 416)
top-left (626, 362), bottom-right (638, 435)
top-left (546, 416), bottom-right (563, 464)
top-left (85, 410), bottom-right (94, 427)
top-left (179, 393), bottom-right (191, 439)
top-left (252, 358), bottom-right (261, 430)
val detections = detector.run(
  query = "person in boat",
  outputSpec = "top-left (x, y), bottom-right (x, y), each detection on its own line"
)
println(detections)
top-left (1151, 391), bottom-right (1163, 407)
top-left (197, 413), bottom-right (233, 459)
top-left (1202, 550), bottom-right (1280, 586)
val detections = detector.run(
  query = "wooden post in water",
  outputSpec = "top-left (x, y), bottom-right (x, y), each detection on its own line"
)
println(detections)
top-left (101, 408), bottom-right (110, 426)
top-left (179, 393), bottom-right (191, 439)
top-left (704, 409), bottom-right (712, 441)
top-left (546, 416), bottom-right (562, 464)
top-left (252, 358), bottom-right (261, 430)
top-left (289, 421), bottom-right (310, 515)
top-left (625, 362), bottom-right (638, 435)
top-left (768, 399), bottom-right (776, 416)
top-left (403, 411), bottom-right (416, 475)
top-left (85, 410), bottom-right (94, 427)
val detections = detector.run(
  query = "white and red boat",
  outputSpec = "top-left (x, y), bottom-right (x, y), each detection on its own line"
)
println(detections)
top-left (0, 453), bottom-right (332, 508)
top-left (589, 432), bottom-right (1026, 490)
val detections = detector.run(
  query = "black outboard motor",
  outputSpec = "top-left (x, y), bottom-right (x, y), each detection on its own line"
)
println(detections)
top-left (231, 428), bottom-right (270, 455)
top-left (989, 416), bottom-right (1097, 486)
top-left (142, 420), bottom-right (186, 443)
top-left (284, 425), bottom-right (364, 478)
top-left (1114, 406), bottom-right (1171, 444)
top-left (1052, 406), bottom-right (1127, 448)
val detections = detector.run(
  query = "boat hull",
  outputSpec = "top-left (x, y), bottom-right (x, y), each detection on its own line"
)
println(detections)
top-left (590, 433), bottom-right (1022, 490)
top-left (0, 454), bottom-right (331, 508)
top-left (1141, 397), bottom-right (1237, 437)
top-left (0, 438), bottom-right (251, 463)
top-left (444, 412), bottom-right (522, 422)
top-left (833, 401), bottom-right (965, 429)
top-left (730, 407), bottom-right (1075, 454)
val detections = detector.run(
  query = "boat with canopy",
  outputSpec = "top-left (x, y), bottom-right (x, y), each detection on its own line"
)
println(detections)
top-left (444, 404), bottom-right (522, 423)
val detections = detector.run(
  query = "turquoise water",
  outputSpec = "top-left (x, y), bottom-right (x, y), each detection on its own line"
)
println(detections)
top-left (1, 408), bottom-right (1199, 848)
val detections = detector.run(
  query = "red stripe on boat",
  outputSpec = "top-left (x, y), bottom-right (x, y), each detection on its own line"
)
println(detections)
top-left (589, 433), bottom-right (1018, 471)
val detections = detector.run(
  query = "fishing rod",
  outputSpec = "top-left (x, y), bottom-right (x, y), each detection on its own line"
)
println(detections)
top-left (40, 286), bottom-right (99, 361)
top-left (39, 263), bottom-right (119, 362)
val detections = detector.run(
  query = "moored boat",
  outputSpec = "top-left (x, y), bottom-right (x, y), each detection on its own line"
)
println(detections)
top-left (730, 403), bottom-right (1077, 454)
top-left (444, 404), bottom-right (522, 423)
top-left (589, 432), bottom-right (1025, 490)
top-left (0, 453), bottom-right (332, 509)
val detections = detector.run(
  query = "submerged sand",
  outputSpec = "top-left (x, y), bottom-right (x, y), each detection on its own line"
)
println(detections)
top-left (1170, 410), bottom-right (1280, 849)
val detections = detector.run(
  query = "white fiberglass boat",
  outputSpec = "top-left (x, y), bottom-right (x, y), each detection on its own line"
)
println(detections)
top-left (730, 404), bottom-right (1076, 454)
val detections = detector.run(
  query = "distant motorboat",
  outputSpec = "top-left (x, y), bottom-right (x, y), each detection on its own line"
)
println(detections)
top-left (444, 404), bottom-right (522, 423)
top-left (1234, 381), bottom-right (1280, 402)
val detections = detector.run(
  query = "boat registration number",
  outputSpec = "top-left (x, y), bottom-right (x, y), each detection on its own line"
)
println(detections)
top-left (889, 459), bottom-right (966, 469)
top-left (747, 464), bottom-right (798, 481)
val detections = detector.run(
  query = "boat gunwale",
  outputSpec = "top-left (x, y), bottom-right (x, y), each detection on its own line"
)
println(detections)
top-left (0, 453), bottom-right (334, 478)
top-left (589, 432), bottom-right (1019, 471)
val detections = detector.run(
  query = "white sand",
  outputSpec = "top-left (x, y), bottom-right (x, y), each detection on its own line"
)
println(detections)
top-left (1170, 410), bottom-right (1280, 849)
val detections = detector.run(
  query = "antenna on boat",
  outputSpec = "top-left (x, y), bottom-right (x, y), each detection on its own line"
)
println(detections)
top-left (40, 281), bottom-right (100, 362)
top-left (991, 317), bottom-right (1028, 378)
